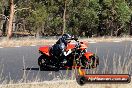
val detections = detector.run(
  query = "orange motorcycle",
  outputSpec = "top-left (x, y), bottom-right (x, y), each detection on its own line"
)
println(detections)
top-left (38, 39), bottom-right (99, 71)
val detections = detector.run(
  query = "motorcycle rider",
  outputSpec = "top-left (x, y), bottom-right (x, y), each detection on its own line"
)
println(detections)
top-left (51, 33), bottom-right (75, 69)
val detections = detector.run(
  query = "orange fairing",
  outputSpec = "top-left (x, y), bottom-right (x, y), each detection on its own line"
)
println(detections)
top-left (66, 43), bottom-right (76, 51)
top-left (80, 41), bottom-right (88, 50)
top-left (84, 52), bottom-right (94, 61)
top-left (39, 46), bottom-right (50, 56)
top-left (80, 43), bottom-right (87, 50)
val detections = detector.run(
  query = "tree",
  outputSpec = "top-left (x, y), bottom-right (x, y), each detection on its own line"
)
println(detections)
top-left (0, 0), bottom-right (2, 13)
top-left (7, 0), bottom-right (14, 39)
top-left (0, 0), bottom-right (2, 30)
top-left (1, 0), bottom-right (131, 37)
top-left (126, 0), bottom-right (132, 35)
top-left (62, 0), bottom-right (67, 34)
top-left (97, 0), bottom-right (131, 36)
top-left (27, 1), bottom-right (48, 37)
top-left (0, 0), bottom-right (10, 36)
top-left (67, 0), bottom-right (99, 37)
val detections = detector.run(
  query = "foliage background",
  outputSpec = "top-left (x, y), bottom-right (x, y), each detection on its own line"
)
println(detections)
top-left (0, 0), bottom-right (132, 37)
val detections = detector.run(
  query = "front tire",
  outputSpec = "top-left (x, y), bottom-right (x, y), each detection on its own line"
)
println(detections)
top-left (90, 55), bottom-right (99, 68)
top-left (81, 55), bottom-right (99, 69)
top-left (76, 76), bottom-right (86, 85)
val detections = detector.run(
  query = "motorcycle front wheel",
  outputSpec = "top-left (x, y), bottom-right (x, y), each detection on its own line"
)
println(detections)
top-left (81, 55), bottom-right (99, 69)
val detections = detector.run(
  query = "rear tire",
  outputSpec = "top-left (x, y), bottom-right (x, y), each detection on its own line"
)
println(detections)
top-left (38, 55), bottom-right (60, 71)
top-left (38, 55), bottom-right (48, 67)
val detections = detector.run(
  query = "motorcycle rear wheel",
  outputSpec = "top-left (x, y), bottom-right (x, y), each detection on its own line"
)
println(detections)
top-left (38, 55), bottom-right (48, 67)
top-left (38, 55), bottom-right (60, 71)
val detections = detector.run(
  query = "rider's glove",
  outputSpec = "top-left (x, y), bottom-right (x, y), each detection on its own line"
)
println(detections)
top-left (75, 43), bottom-right (81, 49)
top-left (71, 48), bottom-right (76, 52)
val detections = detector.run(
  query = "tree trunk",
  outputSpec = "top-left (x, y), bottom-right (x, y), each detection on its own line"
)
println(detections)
top-left (115, 25), bottom-right (124, 37)
top-left (98, 0), bottom-right (104, 36)
top-left (130, 15), bottom-right (132, 36)
top-left (62, 0), bottom-right (66, 35)
top-left (7, 0), bottom-right (14, 39)
top-left (110, 28), bottom-right (113, 36)
top-left (35, 25), bottom-right (41, 38)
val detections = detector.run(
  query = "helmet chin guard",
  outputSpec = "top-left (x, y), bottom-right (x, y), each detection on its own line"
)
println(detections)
top-left (62, 34), bottom-right (72, 43)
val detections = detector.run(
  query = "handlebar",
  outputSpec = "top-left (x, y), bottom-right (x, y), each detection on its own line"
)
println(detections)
top-left (71, 41), bottom-right (80, 52)
top-left (71, 35), bottom-right (78, 41)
